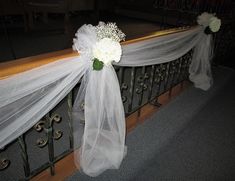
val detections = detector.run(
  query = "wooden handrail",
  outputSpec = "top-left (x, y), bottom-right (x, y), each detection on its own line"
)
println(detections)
top-left (0, 26), bottom-right (195, 79)
top-left (121, 26), bottom-right (193, 45)
top-left (0, 49), bottom-right (79, 80)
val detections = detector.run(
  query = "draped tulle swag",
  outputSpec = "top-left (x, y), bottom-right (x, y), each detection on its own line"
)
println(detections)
top-left (0, 23), bottom-right (214, 177)
top-left (73, 65), bottom-right (126, 176)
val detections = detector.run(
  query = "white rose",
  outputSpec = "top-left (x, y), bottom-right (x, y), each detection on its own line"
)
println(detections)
top-left (209, 17), bottom-right (221, 32)
top-left (92, 38), bottom-right (122, 65)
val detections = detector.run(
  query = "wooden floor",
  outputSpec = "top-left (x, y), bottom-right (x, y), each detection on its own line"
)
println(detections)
top-left (31, 81), bottom-right (191, 181)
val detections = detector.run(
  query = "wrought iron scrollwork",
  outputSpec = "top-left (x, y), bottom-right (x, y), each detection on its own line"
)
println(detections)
top-left (136, 73), bottom-right (149, 94)
top-left (34, 114), bottom-right (62, 148)
top-left (53, 130), bottom-right (63, 140)
top-left (36, 137), bottom-right (48, 148)
top-left (180, 51), bottom-right (192, 79)
top-left (154, 64), bottom-right (167, 84)
top-left (167, 60), bottom-right (181, 93)
top-left (0, 158), bottom-right (10, 170)
top-left (121, 83), bottom-right (128, 90)
top-left (121, 83), bottom-right (128, 103)
top-left (169, 61), bottom-right (177, 75)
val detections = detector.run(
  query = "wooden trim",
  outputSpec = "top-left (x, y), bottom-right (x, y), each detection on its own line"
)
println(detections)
top-left (0, 26), bottom-right (196, 79)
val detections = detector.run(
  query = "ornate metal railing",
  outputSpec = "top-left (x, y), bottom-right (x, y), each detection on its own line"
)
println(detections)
top-left (0, 27), bottom-right (193, 180)
top-left (116, 51), bottom-right (192, 116)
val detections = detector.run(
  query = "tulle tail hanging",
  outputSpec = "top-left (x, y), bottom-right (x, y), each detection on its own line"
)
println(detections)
top-left (189, 32), bottom-right (214, 90)
top-left (73, 65), bottom-right (126, 177)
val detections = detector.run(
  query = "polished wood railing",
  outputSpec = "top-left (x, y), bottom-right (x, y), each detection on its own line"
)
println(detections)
top-left (0, 26), bottom-right (192, 79)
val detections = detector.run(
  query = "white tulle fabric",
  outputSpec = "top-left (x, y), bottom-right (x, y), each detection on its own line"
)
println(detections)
top-left (0, 24), bottom-right (213, 177)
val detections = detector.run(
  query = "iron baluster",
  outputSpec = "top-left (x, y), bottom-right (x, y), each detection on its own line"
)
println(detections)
top-left (67, 91), bottom-right (74, 150)
top-left (168, 61), bottom-right (175, 96)
top-left (169, 60), bottom-right (179, 96)
top-left (118, 67), bottom-right (128, 104)
top-left (158, 64), bottom-right (165, 94)
top-left (147, 65), bottom-right (156, 101)
top-left (128, 67), bottom-right (136, 113)
top-left (181, 57), bottom-right (187, 81)
top-left (151, 65), bottom-right (162, 107)
top-left (176, 57), bottom-right (183, 85)
top-left (45, 113), bottom-right (55, 175)
top-left (33, 113), bottom-right (62, 176)
top-left (179, 52), bottom-right (190, 82)
top-left (155, 64), bottom-right (162, 95)
top-left (136, 66), bottom-right (148, 116)
top-left (118, 67), bottom-right (124, 84)
top-left (185, 51), bottom-right (192, 78)
top-left (18, 135), bottom-right (30, 180)
top-left (163, 62), bottom-right (170, 92)
top-left (181, 56), bottom-right (187, 80)
top-left (178, 57), bottom-right (184, 82)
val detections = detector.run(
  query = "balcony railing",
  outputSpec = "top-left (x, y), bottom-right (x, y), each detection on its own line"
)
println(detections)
top-left (0, 17), bottom-right (233, 179)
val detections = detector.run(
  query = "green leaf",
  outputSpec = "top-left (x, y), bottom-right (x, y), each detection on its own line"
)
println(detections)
top-left (204, 26), bottom-right (213, 35)
top-left (93, 58), bottom-right (104, 71)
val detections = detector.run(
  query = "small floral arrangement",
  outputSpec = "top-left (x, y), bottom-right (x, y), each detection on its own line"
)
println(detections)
top-left (92, 22), bottom-right (125, 70)
top-left (197, 12), bottom-right (221, 34)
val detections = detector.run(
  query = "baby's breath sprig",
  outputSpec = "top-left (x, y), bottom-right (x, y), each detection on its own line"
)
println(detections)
top-left (95, 22), bottom-right (125, 42)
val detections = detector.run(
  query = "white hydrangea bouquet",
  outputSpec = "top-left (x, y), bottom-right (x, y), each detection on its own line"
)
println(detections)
top-left (72, 22), bottom-right (125, 71)
top-left (92, 22), bottom-right (125, 70)
top-left (197, 12), bottom-right (221, 34)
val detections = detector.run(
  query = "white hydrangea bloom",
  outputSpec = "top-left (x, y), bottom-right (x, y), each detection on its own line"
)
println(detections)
top-left (197, 12), bottom-right (221, 33)
top-left (197, 12), bottom-right (214, 27)
top-left (92, 38), bottom-right (122, 65)
top-left (209, 17), bottom-right (221, 32)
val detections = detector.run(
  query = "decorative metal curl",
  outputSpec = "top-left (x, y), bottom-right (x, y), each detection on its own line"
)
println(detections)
top-left (136, 72), bottom-right (149, 94)
top-left (120, 83), bottom-right (128, 103)
top-left (34, 120), bottom-right (45, 132)
top-left (36, 138), bottom-right (48, 148)
top-left (121, 96), bottom-right (127, 103)
top-left (154, 64), bottom-right (167, 83)
top-left (53, 130), bottom-right (63, 140)
top-left (169, 61), bottom-right (177, 74)
top-left (0, 158), bottom-right (10, 170)
top-left (121, 83), bottom-right (128, 91)
top-left (34, 114), bottom-right (63, 148)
